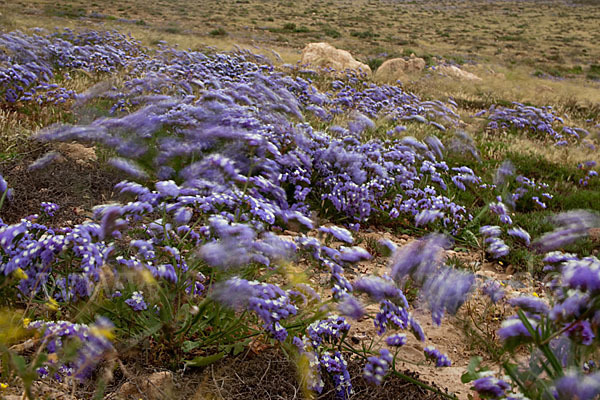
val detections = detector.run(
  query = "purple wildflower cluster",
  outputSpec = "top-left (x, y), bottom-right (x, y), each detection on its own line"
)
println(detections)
top-left (212, 277), bottom-right (299, 341)
top-left (486, 251), bottom-right (600, 398)
top-left (533, 210), bottom-right (599, 252)
top-left (5, 27), bottom-right (597, 397)
top-left (363, 349), bottom-right (393, 385)
top-left (388, 234), bottom-right (474, 325)
top-left (28, 316), bottom-right (114, 381)
top-left (0, 26), bottom-right (487, 233)
top-left (479, 102), bottom-right (590, 144)
top-left (0, 29), bottom-right (143, 104)
top-left (296, 315), bottom-right (353, 398)
top-left (471, 375), bottom-right (512, 399)
top-left (578, 161), bottom-right (598, 187)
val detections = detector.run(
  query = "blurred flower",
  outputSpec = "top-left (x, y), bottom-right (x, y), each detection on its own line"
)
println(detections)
top-left (472, 376), bottom-right (511, 399)
top-left (424, 346), bottom-right (451, 367)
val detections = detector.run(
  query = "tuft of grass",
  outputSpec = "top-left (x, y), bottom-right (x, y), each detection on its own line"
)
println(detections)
top-left (209, 27), bottom-right (227, 36)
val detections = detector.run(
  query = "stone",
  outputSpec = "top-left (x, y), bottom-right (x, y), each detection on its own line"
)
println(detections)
top-left (300, 42), bottom-right (371, 77)
top-left (117, 371), bottom-right (173, 400)
top-left (436, 65), bottom-right (482, 81)
top-left (374, 57), bottom-right (426, 83)
top-left (56, 143), bottom-right (97, 165)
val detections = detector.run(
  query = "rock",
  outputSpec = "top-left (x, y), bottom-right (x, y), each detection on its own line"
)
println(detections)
top-left (117, 371), bottom-right (173, 400)
top-left (300, 42), bottom-right (371, 77)
top-left (437, 65), bottom-right (482, 81)
top-left (590, 228), bottom-right (600, 243)
top-left (56, 143), bottom-right (97, 165)
top-left (374, 57), bottom-right (426, 83)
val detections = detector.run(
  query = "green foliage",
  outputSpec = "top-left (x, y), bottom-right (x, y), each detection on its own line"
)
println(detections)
top-left (209, 27), bottom-right (228, 36)
top-left (351, 30), bottom-right (378, 39)
top-left (322, 26), bottom-right (341, 38)
top-left (367, 57), bottom-right (384, 72)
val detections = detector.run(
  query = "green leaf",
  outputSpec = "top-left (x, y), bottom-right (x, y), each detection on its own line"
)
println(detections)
top-left (10, 353), bottom-right (27, 374)
top-left (182, 340), bottom-right (199, 353)
top-left (232, 342), bottom-right (245, 356)
top-left (461, 356), bottom-right (485, 383)
top-left (184, 352), bottom-right (225, 368)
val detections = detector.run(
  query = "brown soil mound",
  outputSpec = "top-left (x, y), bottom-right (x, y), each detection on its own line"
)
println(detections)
top-left (0, 146), bottom-right (122, 225)
top-left (186, 349), bottom-right (449, 400)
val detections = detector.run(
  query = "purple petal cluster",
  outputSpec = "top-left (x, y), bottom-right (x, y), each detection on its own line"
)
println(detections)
top-left (28, 316), bottom-right (115, 380)
top-left (212, 277), bottom-right (298, 341)
top-left (424, 346), bottom-right (452, 367)
top-left (471, 375), bottom-right (511, 399)
top-left (363, 349), bottom-right (393, 385)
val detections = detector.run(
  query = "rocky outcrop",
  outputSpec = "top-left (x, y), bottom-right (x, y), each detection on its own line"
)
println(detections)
top-left (374, 56), bottom-right (426, 83)
top-left (301, 42), bottom-right (371, 77)
top-left (436, 65), bottom-right (482, 81)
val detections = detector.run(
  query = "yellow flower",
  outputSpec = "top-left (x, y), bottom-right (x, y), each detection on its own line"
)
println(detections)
top-left (46, 298), bottom-right (59, 311)
top-left (0, 383), bottom-right (8, 390)
top-left (23, 318), bottom-right (31, 327)
top-left (90, 326), bottom-right (115, 340)
top-left (140, 270), bottom-right (156, 285)
top-left (14, 268), bottom-right (28, 280)
top-left (532, 292), bottom-right (539, 298)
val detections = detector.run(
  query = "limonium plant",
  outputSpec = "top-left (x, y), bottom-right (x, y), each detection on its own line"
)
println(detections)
top-left (0, 26), bottom-right (598, 400)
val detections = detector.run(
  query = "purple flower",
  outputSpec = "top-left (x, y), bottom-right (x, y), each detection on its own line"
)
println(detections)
top-left (566, 320), bottom-right (595, 346)
top-left (377, 238), bottom-right (397, 254)
top-left (319, 351), bottom-right (353, 398)
top-left (480, 225), bottom-right (502, 238)
top-left (421, 267), bottom-right (474, 325)
top-left (363, 349), bottom-right (393, 385)
top-left (555, 370), bottom-right (600, 400)
top-left (489, 202), bottom-right (512, 225)
top-left (390, 234), bottom-right (450, 284)
top-left (498, 316), bottom-right (538, 342)
top-left (125, 291), bottom-right (148, 311)
top-left (424, 346), bottom-right (451, 367)
top-left (374, 300), bottom-right (409, 335)
top-left (472, 376), bottom-right (511, 399)
top-left (424, 135), bottom-right (444, 160)
top-left (306, 315), bottom-right (351, 347)
top-left (409, 317), bottom-right (426, 342)
top-left (212, 278), bottom-right (297, 341)
top-left (319, 226), bottom-right (354, 244)
top-left (486, 237), bottom-right (509, 258)
top-left (507, 227), bottom-right (531, 246)
top-left (98, 205), bottom-right (126, 239)
top-left (339, 246), bottom-right (371, 263)
top-left (481, 280), bottom-right (505, 303)
top-left (108, 157), bottom-right (148, 180)
top-left (494, 160), bottom-right (515, 186)
top-left (385, 333), bottom-right (407, 347)
top-left (173, 207), bottom-right (192, 225)
top-left (561, 257), bottom-right (600, 292)
top-left (337, 295), bottom-right (365, 320)
top-left (353, 276), bottom-right (403, 301)
top-left (155, 180), bottom-right (179, 197)
top-left (507, 296), bottom-right (549, 314)
top-left (40, 202), bottom-right (60, 217)
top-left (533, 210), bottom-right (599, 252)
top-left (415, 209), bottom-right (444, 227)
top-left (28, 151), bottom-right (61, 171)
top-left (0, 174), bottom-right (7, 194)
